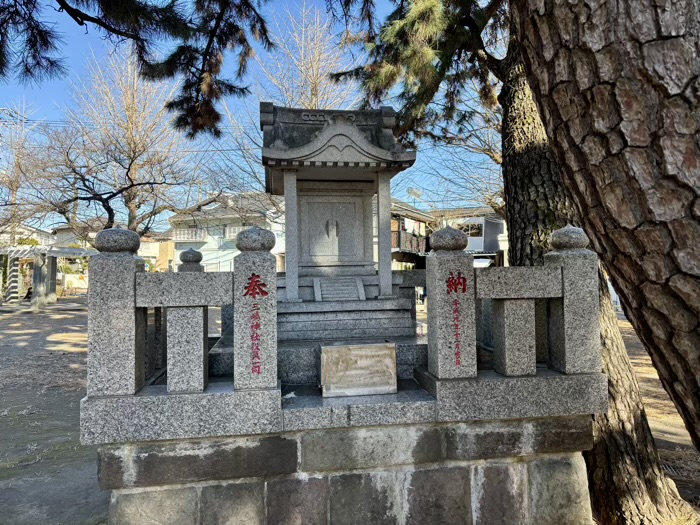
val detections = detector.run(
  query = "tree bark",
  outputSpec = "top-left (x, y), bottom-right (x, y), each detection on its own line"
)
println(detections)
top-left (499, 36), bottom-right (575, 264)
top-left (588, 271), bottom-right (696, 524)
top-left (500, 36), bottom-right (697, 524)
top-left (509, 0), bottom-right (700, 450)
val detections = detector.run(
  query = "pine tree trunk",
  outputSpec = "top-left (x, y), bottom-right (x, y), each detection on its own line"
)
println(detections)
top-left (589, 273), bottom-right (696, 524)
top-left (509, 0), bottom-right (700, 450)
top-left (500, 38), bottom-right (575, 265)
top-left (500, 37), bottom-right (697, 524)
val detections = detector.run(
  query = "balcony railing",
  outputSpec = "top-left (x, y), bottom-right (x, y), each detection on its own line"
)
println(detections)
top-left (80, 226), bottom-right (607, 446)
top-left (392, 230), bottom-right (427, 254)
top-left (172, 228), bottom-right (207, 241)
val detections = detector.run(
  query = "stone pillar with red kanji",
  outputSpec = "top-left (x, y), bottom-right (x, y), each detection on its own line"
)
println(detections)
top-left (233, 227), bottom-right (278, 390)
top-left (426, 226), bottom-right (477, 379)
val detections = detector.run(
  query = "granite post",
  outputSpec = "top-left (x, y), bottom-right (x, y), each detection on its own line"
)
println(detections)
top-left (233, 227), bottom-right (278, 389)
top-left (87, 228), bottom-right (146, 396)
top-left (492, 299), bottom-right (536, 376)
top-left (283, 171), bottom-right (302, 302)
top-left (544, 226), bottom-right (601, 374)
top-left (377, 172), bottom-right (394, 298)
top-left (168, 249), bottom-right (208, 393)
top-left (426, 227), bottom-right (477, 378)
top-left (6, 257), bottom-right (19, 303)
top-left (221, 303), bottom-right (234, 334)
top-left (46, 256), bottom-right (58, 304)
top-left (30, 252), bottom-right (48, 310)
top-left (0, 254), bottom-right (4, 302)
top-left (154, 307), bottom-right (167, 369)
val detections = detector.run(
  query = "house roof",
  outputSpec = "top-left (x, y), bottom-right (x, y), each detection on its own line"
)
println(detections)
top-left (0, 223), bottom-right (52, 236)
top-left (169, 194), bottom-right (284, 224)
top-left (431, 206), bottom-right (501, 220)
top-left (390, 199), bottom-right (434, 222)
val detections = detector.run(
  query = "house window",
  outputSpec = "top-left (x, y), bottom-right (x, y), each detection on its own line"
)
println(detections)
top-left (225, 225), bottom-right (246, 239)
top-left (457, 223), bottom-right (483, 237)
top-left (469, 223), bottom-right (483, 237)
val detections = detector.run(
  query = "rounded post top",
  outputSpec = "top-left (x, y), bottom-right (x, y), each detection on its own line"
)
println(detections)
top-left (430, 226), bottom-right (469, 251)
top-left (550, 225), bottom-right (589, 250)
top-left (94, 227), bottom-right (140, 253)
top-left (236, 226), bottom-right (276, 252)
top-left (180, 248), bottom-right (203, 264)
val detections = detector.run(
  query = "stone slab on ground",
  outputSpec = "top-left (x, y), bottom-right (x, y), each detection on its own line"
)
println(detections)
top-left (317, 342), bottom-right (398, 397)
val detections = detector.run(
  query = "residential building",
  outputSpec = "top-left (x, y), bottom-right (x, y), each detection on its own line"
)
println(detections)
top-left (388, 199), bottom-right (432, 270)
top-left (51, 222), bottom-right (171, 270)
top-left (432, 206), bottom-right (506, 253)
top-left (168, 194), bottom-right (286, 272)
top-left (0, 224), bottom-right (54, 246)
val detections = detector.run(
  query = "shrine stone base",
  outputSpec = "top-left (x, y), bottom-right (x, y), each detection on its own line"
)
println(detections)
top-left (98, 416), bottom-right (594, 525)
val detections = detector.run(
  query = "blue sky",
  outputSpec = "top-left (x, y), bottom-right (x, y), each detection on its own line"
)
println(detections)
top-left (1, 1), bottom-right (497, 212)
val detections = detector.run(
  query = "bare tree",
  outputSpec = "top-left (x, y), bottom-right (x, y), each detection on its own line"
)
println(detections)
top-left (256, 2), bottom-right (360, 110)
top-left (0, 103), bottom-right (41, 243)
top-left (202, 3), bottom-right (361, 219)
top-left (19, 49), bottom-right (212, 240)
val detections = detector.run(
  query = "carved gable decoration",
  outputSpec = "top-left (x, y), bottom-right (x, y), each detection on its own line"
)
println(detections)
top-left (260, 104), bottom-right (416, 170)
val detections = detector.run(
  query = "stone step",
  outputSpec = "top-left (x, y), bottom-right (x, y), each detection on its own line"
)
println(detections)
top-left (278, 298), bottom-right (412, 314)
top-left (278, 310), bottom-right (409, 322)
top-left (320, 283), bottom-right (357, 289)
top-left (277, 326), bottom-right (417, 341)
top-left (278, 317), bottom-right (415, 332)
top-left (318, 277), bottom-right (364, 302)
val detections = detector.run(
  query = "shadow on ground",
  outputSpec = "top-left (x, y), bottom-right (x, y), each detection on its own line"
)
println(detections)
top-left (0, 298), bottom-right (109, 525)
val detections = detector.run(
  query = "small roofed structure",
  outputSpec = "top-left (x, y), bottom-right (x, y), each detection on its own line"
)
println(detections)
top-left (260, 103), bottom-right (416, 301)
top-left (0, 245), bottom-right (97, 308)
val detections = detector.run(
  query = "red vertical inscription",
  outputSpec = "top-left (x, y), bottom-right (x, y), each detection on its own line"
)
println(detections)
top-left (244, 273), bottom-right (268, 375)
top-left (446, 271), bottom-right (467, 367)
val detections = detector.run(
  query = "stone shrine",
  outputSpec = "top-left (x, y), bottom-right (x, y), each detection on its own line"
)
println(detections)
top-left (261, 102), bottom-right (415, 300)
top-left (259, 103), bottom-right (420, 392)
top-left (79, 105), bottom-right (609, 525)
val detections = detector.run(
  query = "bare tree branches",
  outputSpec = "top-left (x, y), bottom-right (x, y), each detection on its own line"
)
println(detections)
top-left (3, 48), bottom-right (210, 241)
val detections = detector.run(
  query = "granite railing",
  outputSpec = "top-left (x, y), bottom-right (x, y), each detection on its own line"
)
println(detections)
top-left (80, 225), bottom-right (607, 446)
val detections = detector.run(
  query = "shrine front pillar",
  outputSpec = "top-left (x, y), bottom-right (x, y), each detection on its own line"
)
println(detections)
top-left (377, 172), bottom-right (393, 299)
top-left (283, 171), bottom-right (302, 302)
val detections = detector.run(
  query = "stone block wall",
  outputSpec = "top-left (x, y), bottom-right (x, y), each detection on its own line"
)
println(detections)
top-left (100, 417), bottom-right (595, 525)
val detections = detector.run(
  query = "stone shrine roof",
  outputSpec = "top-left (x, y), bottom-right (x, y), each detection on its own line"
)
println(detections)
top-left (260, 103), bottom-right (416, 194)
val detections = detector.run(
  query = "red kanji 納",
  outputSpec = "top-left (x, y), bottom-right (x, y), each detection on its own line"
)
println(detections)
top-left (446, 271), bottom-right (467, 294)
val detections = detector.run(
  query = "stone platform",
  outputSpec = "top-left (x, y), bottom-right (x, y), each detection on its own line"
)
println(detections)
top-left (210, 332), bottom-right (427, 384)
top-left (97, 415), bottom-right (595, 525)
top-left (277, 297), bottom-right (416, 341)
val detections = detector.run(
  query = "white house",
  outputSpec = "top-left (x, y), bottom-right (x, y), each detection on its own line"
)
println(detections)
top-left (0, 224), bottom-right (54, 246)
top-left (432, 206), bottom-right (506, 253)
top-left (168, 194), bottom-right (286, 272)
